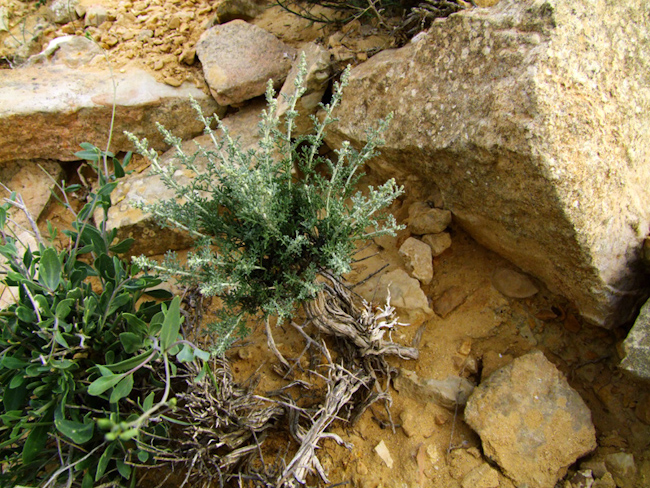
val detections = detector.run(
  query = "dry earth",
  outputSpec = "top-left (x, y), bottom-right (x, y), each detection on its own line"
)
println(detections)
top-left (4, 0), bottom-right (650, 487)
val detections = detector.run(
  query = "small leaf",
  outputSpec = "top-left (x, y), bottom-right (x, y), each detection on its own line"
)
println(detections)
top-left (142, 391), bottom-right (155, 412)
top-left (38, 247), bottom-right (61, 291)
top-left (176, 344), bottom-right (194, 362)
top-left (16, 306), bottom-right (37, 323)
top-left (109, 374), bottom-right (134, 403)
top-left (53, 330), bottom-right (70, 348)
top-left (55, 411), bottom-right (94, 444)
top-left (142, 288), bottom-right (174, 299)
top-left (55, 298), bottom-right (75, 319)
top-left (23, 423), bottom-right (49, 464)
top-left (107, 292), bottom-right (132, 316)
top-left (109, 238), bottom-right (135, 254)
top-left (137, 450), bottom-right (149, 463)
top-left (96, 441), bottom-right (116, 481)
top-left (116, 459), bottom-right (132, 479)
top-left (119, 332), bottom-right (143, 353)
top-left (194, 348), bottom-right (211, 361)
top-left (160, 296), bottom-right (182, 351)
top-left (1, 356), bottom-right (28, 369)
top-left (88, 373), bottom-right (124, 396)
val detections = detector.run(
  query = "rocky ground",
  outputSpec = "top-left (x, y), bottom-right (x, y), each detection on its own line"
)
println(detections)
top-left (2, 0), bottom-right (650, 487)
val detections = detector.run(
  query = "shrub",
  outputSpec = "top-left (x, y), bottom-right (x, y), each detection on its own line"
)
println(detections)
top-left (0, 147), bottom-right (208, 487)
top-left (128, 59), bottom-right (404, 355)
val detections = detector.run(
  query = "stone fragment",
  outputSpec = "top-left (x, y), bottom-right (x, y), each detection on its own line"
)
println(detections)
top-left (372, 268), bottom-right (432, 317)
top-left (374, 440), bottom-right (393, 468)
top-left (567, 470), bottom-right (594, 488)
top-left (27, 35), bottom-right (102, 68)
top-left (591, 473), bottom-right (616, 488)
top-left (491, 268), bottom-right (539, 299)
top-left (84, 5), bottom-right (107, 27)
top-left (620, 298), bottom-right (650, 380)
top-left (395, 368), bottom-right (474, 410)
top-left (433, 285), bottom-right (468, 318)
top-left (399, 237), bottom-right (433, 284)
top-left (0, 65), bottom-right (222, 163)
top-left (48, 0), bottom-right (80, 24)
top-left (324, 0), bottom-right (650, 328)
top-left (277, 42), bottom-right (332, 134)
top-left (408, 202), bottom-right (452, 235)
top-left (604, 452), bottom-right (637, 488)
top-left (422, 232), bottom-right (452, 256)
top-left (465, 350), bottom-right (597, 488)
top-left (196, 20), bottom-right (295, 105)
top-left (461, 462), bottom-right (500, 488)
top-left (399, 410), bottom-right (418, 438)
top-left (104, 101), bottom-right (266, 256)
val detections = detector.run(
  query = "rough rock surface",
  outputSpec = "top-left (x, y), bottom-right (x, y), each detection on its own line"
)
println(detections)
top-left (491, 267), bottom-right (539, 299)
top-left (408, 201), bottom-right (451, 235)
top-left (398, 237), bottom-right (433, 284)
top-left (277, 42), bottom-right (332, 134)
top-left (465, 350), bottom-right (597, 488)
top-left (620, 298), bottom-right (650, 380)
top-left (370, 268), bottom-right (432, 319)
top-left (0, 65), bottom-right (222, 163)
top-left (105, 101), bottom-right (267, 256)
top-left (422, 232), bottom-right (452, 257)
top-left (324, 0), bottom-right (650, 328)
top-left (196, 20), bottom-right (296, 105)
top-left (604, 452), bottom-right (637, 488)
top-left (395, 369), bottom-right (474, 410)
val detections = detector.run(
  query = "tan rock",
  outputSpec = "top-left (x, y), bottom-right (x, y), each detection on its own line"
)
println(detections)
top-left (491, 268), bottom-right (539, 299)
top-left (465, 351), bottom-right (597, 488)
top-left (408, 202), bottom-right (451, 235)
top-left (399, 237), bottom-right (433, 284)
top-left (461, 463), bottom-right (500, 488)
top-left (325, 0), bottom-right (650, 328)
top-left (422, 232), bottom-right (452, 256)
top-left (196, 20), bottom-right (295, 105)
top-left (0, 65), bottom-right (222, 163)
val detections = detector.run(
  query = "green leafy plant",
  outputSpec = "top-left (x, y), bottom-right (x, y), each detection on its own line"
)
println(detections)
top-left (128, 59), bottom-right (404, 355)
top-left (0, 147), bottom-right (208, 487)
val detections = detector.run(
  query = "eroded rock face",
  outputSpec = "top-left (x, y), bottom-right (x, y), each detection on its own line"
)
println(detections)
top-left (325, 0), bottom-right (650, 328)
top-left (465, 350), bottom-right (597, 488)
top-left (196, 20), bottom-right (296, 106)
top-left (0, 65), bottom-right (223, 163)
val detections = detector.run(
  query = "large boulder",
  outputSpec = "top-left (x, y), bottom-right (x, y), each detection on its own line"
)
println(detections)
top-left (325, 0), bottom-right (650, 328)
top-left (465, 350), bottom-right (597, 488)
top-left (0, 63), bottom-right (223, 163)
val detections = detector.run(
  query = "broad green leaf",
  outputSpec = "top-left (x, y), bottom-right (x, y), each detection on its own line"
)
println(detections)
top-left (119, 332), bottom-right (143, 353)
top-left (1, 355), bottom-right (28, 369)
top-left (102, 350), bottom-right (154, 373)
top-left (53, 330), bottom-right (70, 348)
top-left (34, 295), bottom-right (52, 316)
top-left (106, 292), bottom-right (132, 316)
top-left (109, 238), bottom-right (135, 254)
top-left (142, 288), bottom-right (173, 299)
top-left (3, 383), bottom-right (28, 411)
top-left (137, 449), bottom-right (149, 463)
top-left (87, 373), bottom-right (124, 396)
top-left (142, 391), bottom-right (155, 412)
top-left (194, 348), bottom-right (211, 361)
top-left (95, 441), bottom-right (116, 481)
top-left (122, 313), bottom-right (148, 333)
top-left (9, 373), bottom-right (26, 389)
top-left (55, 298), bottom-right (75, 318)
top-left (23, 423), bottom-right (49, 464)
top-left (38, 247), bottom-right (61, 291)
top-left (109, 374), bottom-right (133, 403)
top-left (176, 344), bottom-right (194, 362)
top-left (116, 459), bottom-right (132, 479)
top-left (16, 305), bottom-right (37, 323)
top-left (82, 471), bottom-right (94, 488)
top-left (55, 412), bottom-right (94, 444)
top-left (160, 296), bottom-right (182, 351)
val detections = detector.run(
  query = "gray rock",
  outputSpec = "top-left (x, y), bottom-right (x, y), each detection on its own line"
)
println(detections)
top-left (26, 36), bottom-right (102, 68)
top-left (620, 298), bottom-right (650, 380)
top-left (604, 452), bottom-right (637, 488)
top-left (0, 65), bottom-right (222, 163)
top-left (465, 350), bottom-right (597, 488)
top-left (371, 268), bottom-right (433, 317)
top-left (398, 237), bottom-right (433, 284)
top-left (422, 232), bottom-right (452, 257)
top-left (394, 368), bottom-right (474, 410)
top-left (196, 20), bottom-right (295, 105)
top-left (324, 0), bottom-right (650, 328)
top-left (48, 0), bottom-right (80, 24)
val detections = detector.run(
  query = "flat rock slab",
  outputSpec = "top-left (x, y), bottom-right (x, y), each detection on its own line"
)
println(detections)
top-left (621, 298), bottom-right (650, 381)
top-left (0, 65), bottom-right (222, 163)
top-left (325, 0), bottom-right (650, 328)
top-left (465, 350), bottom-right (596, 488)
top-left (196, 20), bottom-right (296, 105)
